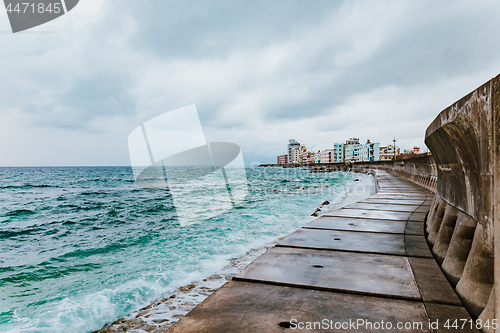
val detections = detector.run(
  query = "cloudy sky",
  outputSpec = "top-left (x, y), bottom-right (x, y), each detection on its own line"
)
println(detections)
top-left (1, 0), bottom-right (500, 166)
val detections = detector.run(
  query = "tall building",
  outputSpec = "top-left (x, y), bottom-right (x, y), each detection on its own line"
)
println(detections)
top-left (288, 139), bottom-right (302, 164)
top-left (333, 143), bottom-right (344, 162)
top-left (289, 149), bottom-right (302, 164)
top-left (277, 154), bottom-right (288, 165)
top-left (344, 137), bottom-right (361, 162)
top-left (359, 140), bottom-right (380, 161)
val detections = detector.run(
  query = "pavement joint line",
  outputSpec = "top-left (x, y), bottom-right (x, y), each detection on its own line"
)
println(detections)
top-left (378, 190), bottom-right (426, 192)
top-left (369, 196), bottom-right (429, 200)
top-left (378, 185), bottom-right (424, 187)
top-left (274, 244), bottom-right (433, 259)
top-left (361, 200), bottom-right (430, 206)
top-left (377, 194), bottom-right (428, 197)
top-left (378, 189), bottom-right (426, 191)
top-left (379, 187), bottom-right (414, 189)
top-left (231, 276), bottom-right (424, 303)
top-left (302, 226), bottom-right (409, 235)
top-left (342, 206), bottom-right (420, 213)
top-left (323, 214), bottom-right (409, 222)
top-left (368, 194), bottom-right (424, 201)
top-left (362, 197), bottom-right (430, 202)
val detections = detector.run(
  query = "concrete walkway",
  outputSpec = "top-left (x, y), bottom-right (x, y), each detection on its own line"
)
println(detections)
top-left (167, 171), bottom-right (478, 332)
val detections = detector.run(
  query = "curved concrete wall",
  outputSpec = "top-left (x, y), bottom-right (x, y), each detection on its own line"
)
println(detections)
top-left (348, 74), bottom-right (499, 330)
top-left (424, 74), bottom-right (499, 330)
top-left (425, 78), bottom-right (497, 249)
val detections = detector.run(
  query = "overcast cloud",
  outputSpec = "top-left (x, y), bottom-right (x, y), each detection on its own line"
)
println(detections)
top-left (1, 0), bottom-right (500, 166)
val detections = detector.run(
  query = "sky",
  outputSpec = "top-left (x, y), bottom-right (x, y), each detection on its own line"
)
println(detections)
top-left (1, 0), bottom-right (500, 166)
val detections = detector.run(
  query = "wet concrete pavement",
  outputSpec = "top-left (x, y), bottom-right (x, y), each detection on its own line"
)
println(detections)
top-left (167, 170), bottom-right (478, 332)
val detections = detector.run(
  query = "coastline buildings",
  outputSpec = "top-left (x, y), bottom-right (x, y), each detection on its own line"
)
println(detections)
top-left (343, 138), bottom-right (381, 162)
top-left (277, 137), bottom-right (417, 164)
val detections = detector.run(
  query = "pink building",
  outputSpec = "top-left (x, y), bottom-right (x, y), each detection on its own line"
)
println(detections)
top-left (277, 154), bottom-right (288, 165)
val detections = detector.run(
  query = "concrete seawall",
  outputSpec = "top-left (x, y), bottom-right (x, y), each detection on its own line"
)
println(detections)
top-left (424, 75), bottom-right (499, 331)
top-left (367, 75), bottom-right (499, 329)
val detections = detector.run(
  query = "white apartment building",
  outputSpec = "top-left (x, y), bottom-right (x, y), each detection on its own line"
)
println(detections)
top-left (345, 146), bottom-right (360, 162)
top-left (320, 149), bottom-right (333, 163)
top-left (358, 140), bottom-right (380, 161)
top-left (289, 149), bottom-right (302, 164)
top-left (288, 139), bottom-right (302, 164)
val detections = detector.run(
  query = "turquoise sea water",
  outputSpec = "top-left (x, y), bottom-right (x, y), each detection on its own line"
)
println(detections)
top-left (0, 167), bottom-right (373, 333)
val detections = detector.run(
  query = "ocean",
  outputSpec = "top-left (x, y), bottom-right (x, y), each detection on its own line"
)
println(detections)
top-left (0, 166), bottom-right (374, 333)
